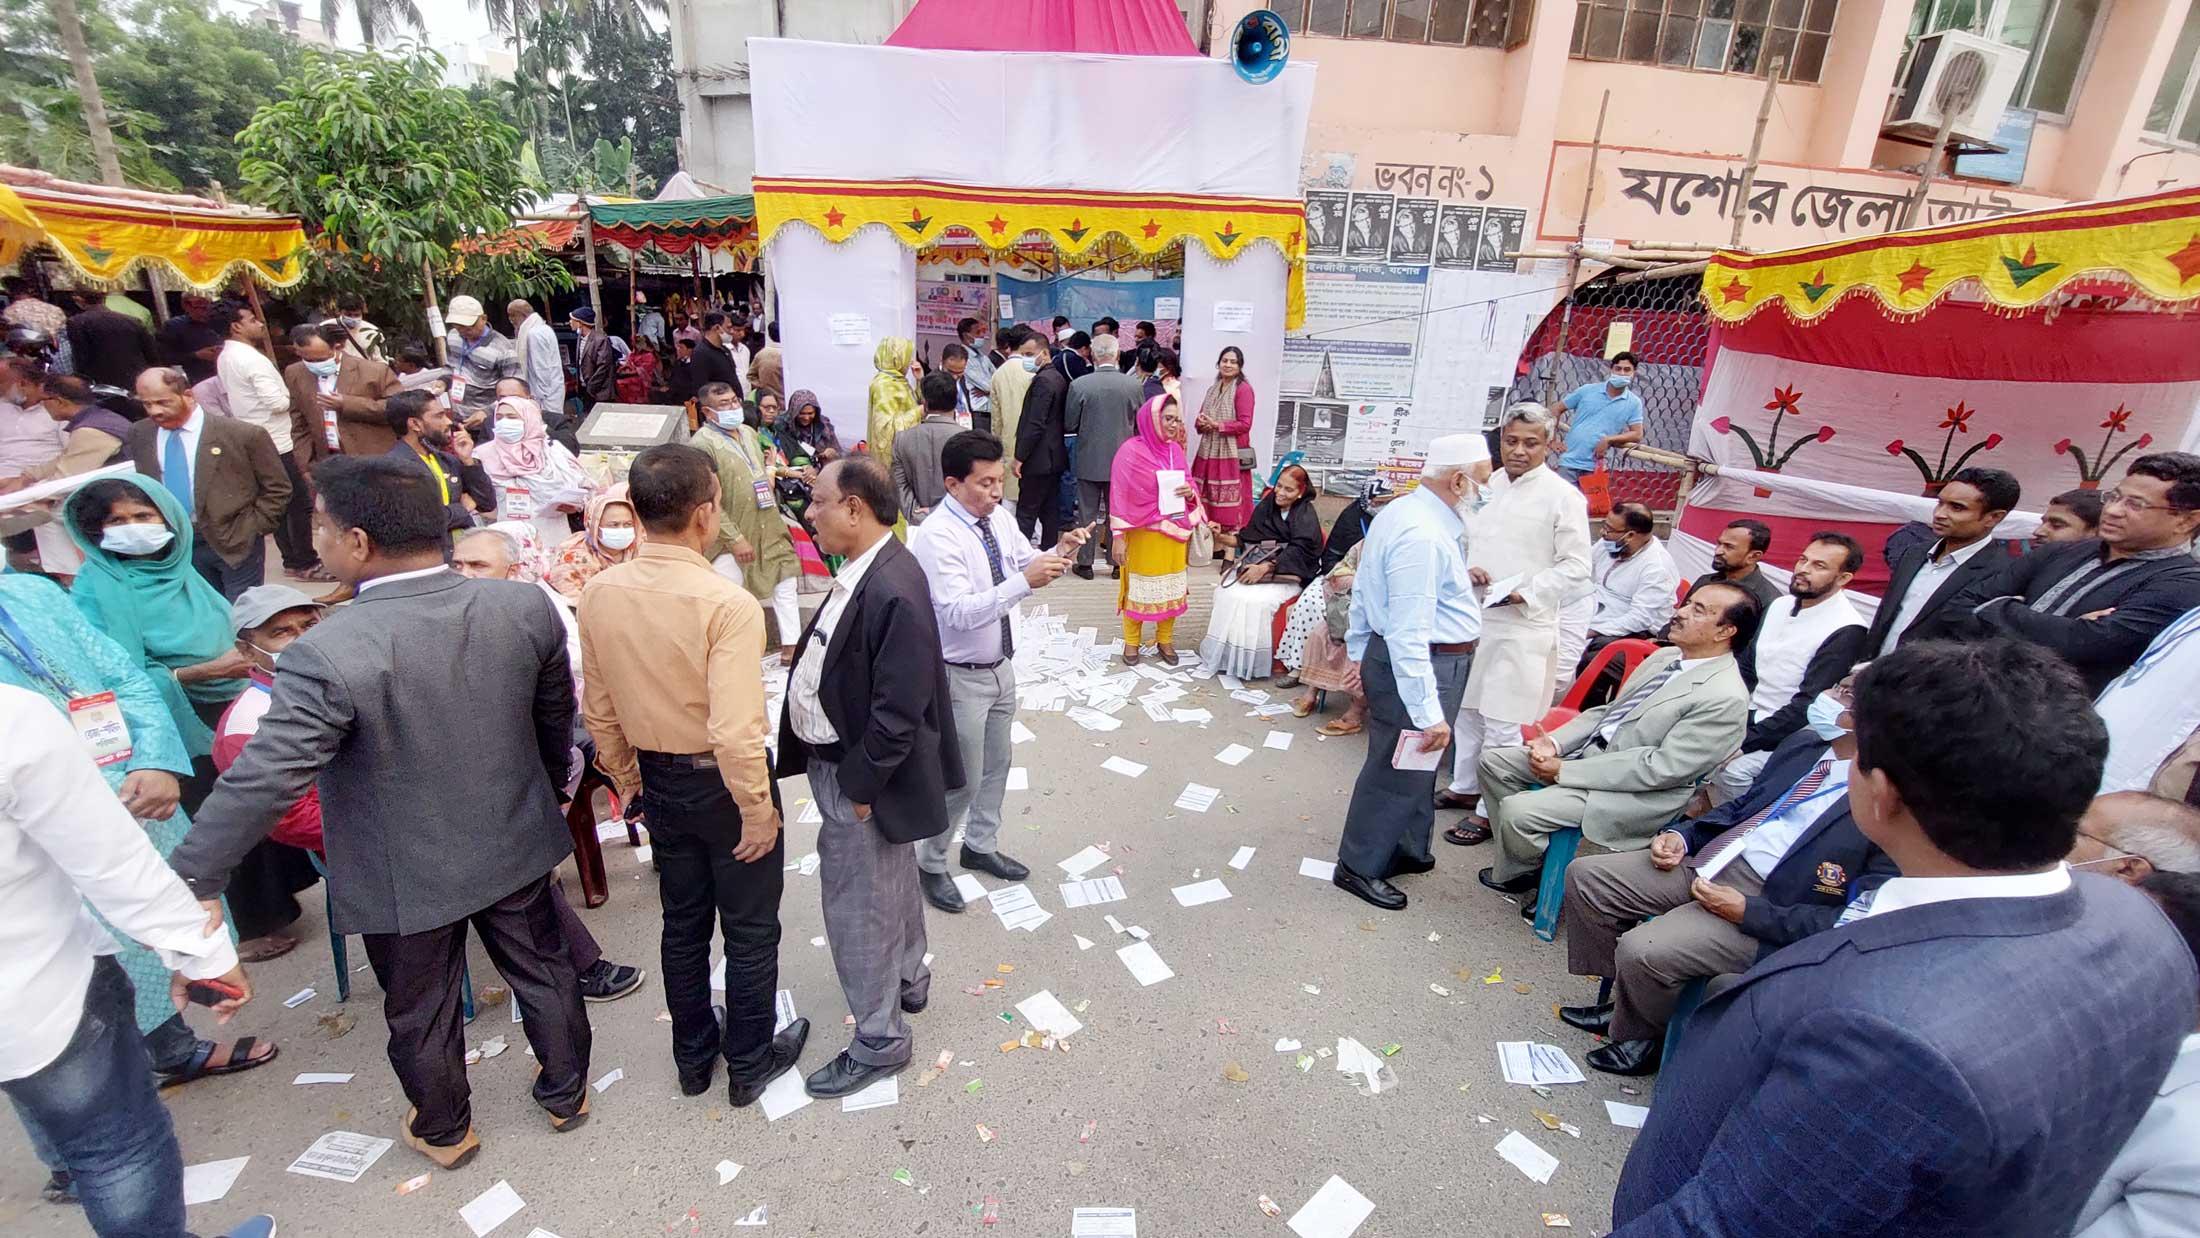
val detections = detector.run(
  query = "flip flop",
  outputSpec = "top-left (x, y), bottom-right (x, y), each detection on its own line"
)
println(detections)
top-left (1291, 697), bottom-right (1316, 718)
top-left (236, 935), bottom-right (297, 963)
top-left (1444, 818), bottom-right (1493, 847)
top-left (1317, 719), bottom-right (1363, 737)
top-left (158, 1037), bottom-right (278, 1088)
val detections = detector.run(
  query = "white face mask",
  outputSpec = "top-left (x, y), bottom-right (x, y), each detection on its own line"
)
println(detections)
top-left (100, 524), bottom-right (174, 556)
top-left (598, 526), bottom-right (636, 551)
top-left (493, 419), bottom-right (525, 442)
top-left (712, 408), bottom-right (743, 430)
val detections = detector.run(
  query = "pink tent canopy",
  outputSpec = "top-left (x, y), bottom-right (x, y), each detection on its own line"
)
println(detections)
top-left (885, 0), bottom-right (1201, 55)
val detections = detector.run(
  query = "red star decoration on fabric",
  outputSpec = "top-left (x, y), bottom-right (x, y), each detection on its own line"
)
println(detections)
top-left (823, 206), bottom-right (846, 229)
top-left (1896, 260), bottom-right (1933, 293)
top-left (1719, 276), bottom-right (1748, 303)
top-left (986, 214), bottom-right (1008, 236)
top-left (1140, 218), bottom-right (1161, 239)
top-left (184, 244), bottom-right (211, 265)
top-left (2168, 234), bottom-right (2200, 283)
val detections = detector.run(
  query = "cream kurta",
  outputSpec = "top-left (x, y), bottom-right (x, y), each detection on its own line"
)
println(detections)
top-left (1460, 463), bottom-right (1593, 723)
top-left (693, 422), bottom-right (798, 602)
top-left (989, 356), bottom-right (1033, 501)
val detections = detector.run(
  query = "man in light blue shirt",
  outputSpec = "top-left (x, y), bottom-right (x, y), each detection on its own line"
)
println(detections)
top-left (1556, 351), bottom-right (1645, 483)
top-left (1334, 434), bottom-right (1485, 910)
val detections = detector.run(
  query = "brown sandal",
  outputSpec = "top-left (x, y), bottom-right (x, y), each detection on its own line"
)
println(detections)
top-left (1122, 648), bottom-right (1142, 666)
top-left (1291, 696), bottom-right (1316, 718)
top-left (1317, 718), bottom-right (1363, 737)
top-left (1155, 644), bottom-right (1180, 666)
top-left (401, 1107), bottom-right (481, 1168)
top-left (236, 934), bottom-right (297, 964)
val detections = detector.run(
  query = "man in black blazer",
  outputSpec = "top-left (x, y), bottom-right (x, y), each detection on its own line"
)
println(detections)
top-left (1609, 640), bottom-right (2198, 1237)
top-left (690, 311), bottom-right (745, 402)
top-left (1015, 350), bottom-right (1072, 549)
top-left (1559, 705), bottom-right (1896, 1076)
top-left (1862, 466), bottom-right (2025, 657)
top-left (1948, 452), bottom-right (2200, 693)
top-left (778, 454), bottom-right (964, 1100)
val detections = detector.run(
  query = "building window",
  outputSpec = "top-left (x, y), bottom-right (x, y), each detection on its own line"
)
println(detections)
top-left (2145, 2), bottom-right (2200, 144)
top-left (1568, 0), bottom-right (1837, 83)
top-left (1291, 0), bottom-right (1530, 48)
top-left (1903, 0), bottom-right (2109, 118)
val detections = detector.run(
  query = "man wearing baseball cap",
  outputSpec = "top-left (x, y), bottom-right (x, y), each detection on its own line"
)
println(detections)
top-left (569, 306), bottom-right (620, 410)
top-left (443, 295), bottom-right (520, 437)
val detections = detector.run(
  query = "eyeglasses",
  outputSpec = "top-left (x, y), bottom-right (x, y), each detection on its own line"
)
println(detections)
top-left (2102, 489), bottom-right (2193, 515)
top-left (2068, 831), bottom-right (2138, 872)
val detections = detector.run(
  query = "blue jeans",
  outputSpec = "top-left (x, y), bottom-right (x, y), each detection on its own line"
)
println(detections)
top-left (3, 957), bottom-right (188, 1236)
top-left (1552, 464), bottom-right (1584, 485)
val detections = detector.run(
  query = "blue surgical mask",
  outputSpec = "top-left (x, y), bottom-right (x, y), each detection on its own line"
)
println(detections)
top-left (100, 524), bottom-right (174, 556)
top-left (1021, 356), bottom-right (1039, 374)
top-left (1600, 537), bottom-right (1624, 557)
top-left (1608, 373), bottom-right (1633, 390)
top-left (1805, 690), bottom-right (1849, 741)
top-left (304, 358), bottom-right (340, 378)
top-left (713, 408), bottom-right (744, 430)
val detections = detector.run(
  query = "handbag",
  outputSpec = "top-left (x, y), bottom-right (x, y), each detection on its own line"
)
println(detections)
top-left (1187, 519), bottom-right (1216, 565)
top-left (1219, 542), bottom-right (1281, 588)
top-left (1236, 445), bottom-right (1258, 471)
top-left (1580, 464), bottom-right (1614, 518)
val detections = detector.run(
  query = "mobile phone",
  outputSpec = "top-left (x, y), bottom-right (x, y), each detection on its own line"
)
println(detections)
top-left (185, 978), bottom-right (246, 1007)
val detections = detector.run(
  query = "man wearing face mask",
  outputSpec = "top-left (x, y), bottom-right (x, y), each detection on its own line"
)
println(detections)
top-left (1014, 330), bottom-right (1072, 548)
top-left (286, 324), bottom-right (402, 470)
top-left (383, 389), bottom-right (495, 542)
top-left (1555, 351), bottom-right (1644, 485)
top-left (442, 296), bottom-right (521, 436)
top-left (694, 382), bottom-right (801, 662)
top-left (991, 328), bottom-right (1046, 529)
top-left (1573, 502), bottom-right (1680, 705)
top-left (124, 367), bottom-right (291, 602)
top-left (1555, 669), bottom-right (1896, 1076)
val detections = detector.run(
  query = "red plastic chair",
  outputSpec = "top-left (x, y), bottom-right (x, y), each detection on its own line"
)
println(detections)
top-left (1561, 637), bottom-right (1662, 711)
top-left (1520, 705), bottom-right (1580, 741)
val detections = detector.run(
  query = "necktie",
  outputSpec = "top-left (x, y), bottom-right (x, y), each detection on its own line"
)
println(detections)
top-left (161, 428), bottom-right (193, 510)
top-left (1690, 759), bottom-right (1834, 872)
top-left (1589, 660), bottom-right (1680, 747)
top-left (973, 512), bottom-right (1014, 658)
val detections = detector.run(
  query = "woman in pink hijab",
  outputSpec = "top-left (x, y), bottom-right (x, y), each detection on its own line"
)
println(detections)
top-left (477, 385), bottom-right (596, 550)
top-left (1109, 393), bottom-right (1206, 666)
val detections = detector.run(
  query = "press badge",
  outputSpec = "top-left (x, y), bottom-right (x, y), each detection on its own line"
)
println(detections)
top-left (752, 477), bottom-right (775, 510)
top-left (69, 692), bottom-right (133, 766)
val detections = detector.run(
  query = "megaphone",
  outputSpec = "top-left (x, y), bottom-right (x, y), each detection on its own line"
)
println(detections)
top-left (1230, 9), bottom-right (1291, 84)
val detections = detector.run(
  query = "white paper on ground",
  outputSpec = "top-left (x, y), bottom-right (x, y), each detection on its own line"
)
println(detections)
top-left (1497, 1041), bottom-right (1589, 1086)
top-left (1140, 696), bottom-right (1176, 724)
top-left (1391, 731), bottom-right (1444, 771)
top-left (759, 1067), bottom-right (814, 1121)
top-left (1007, 767), bottom-right (1029, 791)
top-left (733, 1205), bottom-right (769, 1226)
top-left (1171, 878), bottom-right (1233, 907)
top-left (1248, 702), bottom-right (1294, 718)
top-left (1215, 744), bottom-right (1253, 765)
top-left (1174, 782), bottom-right (1220, 812)
top-left (292, 1072), bottom-right (354, 1085)
top-left (1219, 674), bottom-right (1245, 691)
top-left (1104, 914), bottom-right (1128, 934)
top-left (1011, 719), bottom-right (1035, 744)
top-left (797, 852), bottom-right (820, 877)
top-left (1072, 1205), bottom-right (1139, 1236)
top-left (592, 1068), bottom-right (624, 1094)
top-left (1494, 1130), bottom-right (1561, 1184)
top-left (634, 845), bottom-right (653, 864)
top-left (717, 1159), bottom-right (744, 1185)
top-left (1275, 1037), bottom-right (1303, 1052)
top-left (1126, 925), bottom-right (1151, 940)
top-left (841, 1075), bottom-right (900, 1112)
top-left (1605, 1100), bottom-right (1651, 1129)
top-left (797, 800), bottom-right (822, 825)
top-left (1287, 1175), bottom-right (1376, 1238)
top-left (1067, 706), bottom-right (1123, 732)
top-left (1100, 756), bottom-right (1147, 777)
top-left (1228, 845), bottom-right (1257, 870)
top-left (182, 1156), bottom-right (249, 1205)
top-left (1116, 940), bottom-right (1174, 986)
top-left (953, 873), bottom-right (988, 903)
top-left (283, 987), bottom-right (317, 1008)
top-left (459, 1179), bottom-right (528, 1237)
top-left (988, 883), bottom-right (1047, 928)
top-left (1171, 707), bottom-right (1215, 725)
top-left (1015, 989), bottom-right (1086, 1038)
top-left (285, 1131), bottom-right (393, 1183)
top-left (1060, 876), bottom-right (1128, 907)
top-left (1057, 845), bottom-right (1111, 878)
top-left (1264, 730), bottom-right (1294, 750)
top-left (1075, 934), bottom-right (1095, 950)
top-left (1335, 1037), bottom-right (1396, 1095)
top-left (774, 989), bottom-right (797, 1034)
top-left (523, 1230), bottom-right (565, 1238)
top-left (1299, 857), bottom-right (1337, 880)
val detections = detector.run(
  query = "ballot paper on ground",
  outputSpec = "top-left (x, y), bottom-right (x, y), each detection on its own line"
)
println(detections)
top-left (1011, 719), bottom-right (1035, 744)
top-left (1170, 878), bottom-right (1232, 907)
top-left (460, 1179), bottom-right (528, 1237)
top-left (1116, 940), bottom-right (1175, 986)
top-left (1101, 756), bottom-right (1147, 778)
top-left (1391, 731), bottom-right (1445, 771)
top-left (1287, 1175), bottom-right (1376, 1238)
top-left (292, 1072), bottom-right (354, 1085)
top-left (1605, 1100), bottom-right (1651, 1129)
top-left (286, 1131), bottom-right (393, 1183)
top-left (1174, 782), bottom-right (1221, 812)
top-left (1214, 744), bottom-right (1253, 766)
top-left (841, 1074), bottom-right (899, 1112)
top-left (1228, 845), bottom-right (1257, 870)
top-left (796, 800), bottom-right (822, 826)
top-left (774, 988), bottom-right (798, 1034)
top-left (1007, 767), bottom-right (1029, 791)
top-left (1068, 706), bottom-right (1124, 732)
top-left (1498, 1041), bottom-right (1589, 1086)
top-left (1299, 857), bottom-right (1337, 880)
top-left (1170, 708), bottom-right (1215, 725)
top-left (1264, 731), bottom-right (1294, 751)
top-left (183, 1157), bottom-right (249, 1205)
top-left (1072, 1206), bottom-right (1139, 1237)
top-left (759, 1066), bottom-right (813, 1121)
top-left (1058, 845), bottom-right (1111, 877)
top-left (1335, 1036), bottom-right (1397, 1095)
top-left (1219, 674), bottom-right (1245, 691)
top-left (1139, 697), bottom-right (1176, 723)
top-left (988, 883), bottom-right (1053, 931)
top-left (1015, 989), bottom-right (1086, 1038)
top-left (953, 873), bottom-right (988, 903)
top-left (1229, 688), bottom-right (1271, 706)
top-left (1060, 876), bottom-right (1127, 907)
top-left (1156, 468), bottom-right (1187, 515)
top-left (1494, 1130), bottom-right (1561, 1184)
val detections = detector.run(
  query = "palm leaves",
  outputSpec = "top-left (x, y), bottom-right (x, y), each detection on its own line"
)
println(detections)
top-left (317, 0), bottom-right (426, 46)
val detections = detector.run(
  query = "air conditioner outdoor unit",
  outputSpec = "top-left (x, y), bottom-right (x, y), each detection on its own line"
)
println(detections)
top-left (1885, 30), bottom-right (2027, 147)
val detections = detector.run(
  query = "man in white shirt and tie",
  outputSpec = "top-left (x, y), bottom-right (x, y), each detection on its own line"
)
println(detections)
top-left (907, 430), bottom-right (1089, 912)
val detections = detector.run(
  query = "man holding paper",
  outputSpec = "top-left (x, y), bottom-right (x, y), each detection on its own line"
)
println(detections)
top-left (1330, 435), bottom-right (1484, 911)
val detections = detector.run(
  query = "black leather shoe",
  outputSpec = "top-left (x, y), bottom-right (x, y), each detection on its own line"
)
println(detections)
top-left (1478, 865), bottom-right (1540, 894)
top-left (1332, 864), bottom-right (1407, 911)
top-left (1519, 891), bottom-right (1540, 921)
top-left (677, 1059), bottom-right (715, 1096)
top-left (1389, 853), bottom-right (1436, 877)
top-left (727, 1017), bottom-right (809, 1107)
top-left (804, 1050), bottom-right (907, 1099)
top-left (900, 991), bottom-right (927, 1015)
top-left (1072, 564), bottom-right (1095, 580)
top-left (920, 871), bottom-right (965, 913)
top-left (961, 846), bottom-right (1029, 881)
top-left (1558, 1002), bottom-right (1614, 1035)
top-left (1586, 1038), bottom-right (1663, 1076)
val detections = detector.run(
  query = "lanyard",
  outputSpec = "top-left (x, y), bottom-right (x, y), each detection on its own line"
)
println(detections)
top-left (710, 422), bottom-right (763, 474)
top-left (2111, 607), bottom-right (2200, 689)
top-left (0, 603), bottom-right (77, 700)
top-left (1757, 771), bottom-right (1848, 829)
top-left (412, 445), bottom-right (453, 506)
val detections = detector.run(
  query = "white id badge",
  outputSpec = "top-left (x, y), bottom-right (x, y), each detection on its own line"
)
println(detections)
top-left (503, 484), bottom-right (537, 519)
top-left (322, 407), bottom-right (341, 450)
top-left (69, 692), bottom-right (133, 766)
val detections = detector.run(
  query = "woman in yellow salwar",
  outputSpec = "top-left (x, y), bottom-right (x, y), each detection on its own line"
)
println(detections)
top-left (865, 337), bottom-right (922, 470)
top-left (1109, 393), bottom-right (1205, 666)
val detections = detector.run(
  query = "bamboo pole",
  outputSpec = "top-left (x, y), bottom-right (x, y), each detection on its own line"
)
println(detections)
top-left (237, 276), bottom-right (280, 366)
top-left (580, 214), bottom-right (605, 326)
top-left (1614, 258), bottom-right (1712, 284)
top-left (423, 260), bottom-right (448, 366)
top-left (1730, 56), bottom-right (1785, 249)
top-left (1546, 91), bottom-right (1610, 410)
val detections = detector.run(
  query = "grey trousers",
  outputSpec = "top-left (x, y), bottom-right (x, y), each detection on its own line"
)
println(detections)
top-left (1480, 744), bottom-right (1594, 883)
top-left (1075, 480), bottom-right (1114, 568)
top-left (809, 759), bottom-right (929, 1067)
top-left (1563, 849), bottom-right (1765, 1043)
top-left (921, 662), bottom-right (1016, 873)
top-left (1336, 635), bottom-right (1472, 879)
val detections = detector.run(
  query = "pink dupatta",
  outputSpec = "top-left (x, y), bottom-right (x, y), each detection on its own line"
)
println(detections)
top-left (1108, 394), bottom-right (1200, 541)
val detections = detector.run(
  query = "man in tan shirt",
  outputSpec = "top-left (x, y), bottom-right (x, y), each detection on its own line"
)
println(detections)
top-left (578, 443), bottom-right (808, 1108)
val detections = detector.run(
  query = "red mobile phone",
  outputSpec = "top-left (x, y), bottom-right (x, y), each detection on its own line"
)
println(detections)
top-left (185, 978), bottom-right (245, 1007)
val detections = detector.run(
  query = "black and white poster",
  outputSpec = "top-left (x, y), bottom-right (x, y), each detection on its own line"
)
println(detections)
top-left (1474, 206), bottom-right (1527, 273)
top-left (1293, 400), bottom-right (1349, 466)
top-left (1303, 191), bottom-right (1348, 258)
top-left (1388, 198), bottom-right (1437, 265)
top-left (1434, 204), bottom-right (1483, 270)
top-left (1343, 193), bottom-right (1394, 262)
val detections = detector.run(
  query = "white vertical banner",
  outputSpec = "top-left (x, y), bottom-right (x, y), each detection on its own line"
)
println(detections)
top-left (770, 224), bottom-right (918, 441)
top-left (1180, 244), bottom-right (1288, 483)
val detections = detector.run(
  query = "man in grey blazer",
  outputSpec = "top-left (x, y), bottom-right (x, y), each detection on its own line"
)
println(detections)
top-left (1477, 581), bottom-right (1759, 912)
top-left (170, 454), bottom-right (591, 1170)
top-left (1063, 334), bottom-right (1142, 578)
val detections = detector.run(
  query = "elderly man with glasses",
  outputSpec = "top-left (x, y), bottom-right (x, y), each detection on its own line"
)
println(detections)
top-left (2068, 791), bottom-right (2200, 883)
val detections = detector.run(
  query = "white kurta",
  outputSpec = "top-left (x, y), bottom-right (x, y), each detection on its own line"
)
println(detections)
top-left (1459, 464), bottom-right (1594, 724)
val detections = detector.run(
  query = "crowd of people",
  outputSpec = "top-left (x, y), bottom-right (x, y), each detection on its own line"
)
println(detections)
top-left (4, 274), bottom-right (2199, 1238)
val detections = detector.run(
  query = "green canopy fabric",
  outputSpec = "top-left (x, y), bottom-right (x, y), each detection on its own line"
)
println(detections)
top-left (587, 196), bottom-right (756, 254)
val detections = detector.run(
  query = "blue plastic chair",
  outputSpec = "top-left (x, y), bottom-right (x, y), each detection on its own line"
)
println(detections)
top-left (1662, 976), bottom-right (1708, 1064)
top-left (306, 851), bottom-right (474, 1021)
top-left (1266, 449), bottom-right (1306, 490)
top-left (1530, 827), bottom-right (1582, 943)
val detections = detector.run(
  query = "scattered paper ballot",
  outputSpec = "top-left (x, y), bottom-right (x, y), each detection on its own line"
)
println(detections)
top-left (1229, 688), bottom-right (1271, 706)
top-left (1288, 1175), bottom-right (1376, 1238)
top-left (183, 1157), bottom-right (249, 1206)
top-left (1072, 1206), bottom-right (1138, 1236)
top-left (953, 873), bottom-right (988, 904)
top-left (1494, 1130), bottom-right (1561, 1184)
top-left (592, 1067), bottom-right (624, 1094)
top-left (1075, 934), bottom-right (1095, 951)
top-left (1228, 845), bottom-right (1257, 870)
top-left (292, 1072), bottom-right (354, 1086)
top-left (1219, 674), bottom-right (1245, 691)
top-left (1300, 857), bottom-right (1338, 881)
top-left (1605, 1100), bottom-right (1651, 1129)
top-left (1015, 989), bottom-right (1086, 1038)
top-left (524, 1231), bottom-right (565, 1238)
top-left (1174, 783), bottom-right (1221, 813)
top-left (1214, 743), bottom-right (1252, 766)
top-left (1139, 697), bottom-right (1175, 724)
top-left (1011, 719), bottom-right (1035, 744)
top-left (1116, 940), bottom-right (1175, 986)
top-left (988, 883), bottom-right (1053, 932)
top-left (734, 1206), bottom-right (769, 1226)
top-left (1126, 925), bottom-right (1151, 940)
top-left (1391, 730), bottom-right (1445, 771)
top-left (759, 1067), bottom-right (813, 1121)
top-left (1060, 876), bottom-right (1128, 907)
top-left (717, 1160), bottom-right (744, 1186)
top-left (797, 800), bottom-right (822, 826)
top-left (1068, 706), bottom-right (1123, 732)
top-left (286, 1131), bottom-right (393, 1183)
top-left (460, 1179), bottom-right (528, 1237)
top-left (1103, 913), bottom-right (1128, 934)
top-left (774, 989), bottom-right (798, 1035)
top-left (1498, 1041), bottom-right (1589, 1087)
top-left (1057, 845), bottom-right (1112, 878)
top-left (1264, 730), bottom-right (1294, 751)
top-left (1100, 755), bottom-right (1147, 778)
top-left (841, 1075), bottom-right (900, 1112)
top-left (1007, 767), bottom-right (1030, 791)
top-left (1171, 878), bottom-right (1233, 907)
top-left (1335, 1037), bottom-right (1396, 1095)
top-left (1171, 707), bottom-right (1215, 725)
top-left (283, 987), bottom-right (317, 1008)
top-left (797, 852), bottom-right (820, 877)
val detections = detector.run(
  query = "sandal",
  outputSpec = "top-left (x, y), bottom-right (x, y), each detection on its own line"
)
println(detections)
top-left (1121, 648), bottom-right (1142, 666)
top-left (1155, 644), bottom-right (1180, 666)
top-left (1317, 718), bottom-right (1364, 737)
top-left (1291, 696), bottom-right (1317, 718)
top-left (1444, 817), bottom-right (1493, 847)
top-left (401, 1106), bottom-right (481, 1169)
top-left (236, 934), bottom-right (297, 963)
top-left (158, 1036), bottom-right (279, 1088)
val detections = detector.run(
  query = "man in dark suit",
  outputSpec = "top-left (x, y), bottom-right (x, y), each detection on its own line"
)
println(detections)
top-left (170, 454), bottom-right (594, 1170)
top-left (1948, 452), bottom-right (2200, 693)
top-left (1015, 344), bottom-right (1072, 549)
top-left (1609, 639), bottom-right (2198, 1237)
top-left (778, 454), bottom-right (963, 1100)
top-left (1559, 694), bottom-right (1896, 1075)
top-left (1862, 466), bottom-right (2024, 657)
top-left (570, 306), bottom-right (619, 409)
top-left (127, 367), bottom-right (290, 601)
top-left (285, 324), bottom-right (403, 466)
top-left (64, 290), bottom-right (157, 390)
top-left (690, 312), bottom-right (745, 404)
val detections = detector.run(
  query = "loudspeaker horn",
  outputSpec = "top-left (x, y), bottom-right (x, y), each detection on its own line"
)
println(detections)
top-left (1230, 9), bottom-right (1291, 85)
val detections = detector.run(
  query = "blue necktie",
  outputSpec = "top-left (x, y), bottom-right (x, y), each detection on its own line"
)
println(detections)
top-left (973, 513), bottom-right (1014, 658)
top-left (161, 429), bottom-right (193, 510)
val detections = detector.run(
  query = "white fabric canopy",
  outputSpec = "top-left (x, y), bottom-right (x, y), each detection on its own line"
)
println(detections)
top-left (773, 224), bottom-right (917, 438)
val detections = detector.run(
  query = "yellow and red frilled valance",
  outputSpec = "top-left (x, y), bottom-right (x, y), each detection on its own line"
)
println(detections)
top-left (753, 177), bottom-right (1308, 328)
top-left (5, 185), bottom-right (306, 292)
top-left (1702, 185), bottom-right (2200, 324)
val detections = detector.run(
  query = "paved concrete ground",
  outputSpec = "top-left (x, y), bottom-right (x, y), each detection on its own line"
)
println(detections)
top-left (0, 571), bottom-right (1654, 1238)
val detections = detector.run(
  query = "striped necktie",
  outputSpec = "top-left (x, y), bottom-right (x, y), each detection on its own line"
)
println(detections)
top-left (1588, 660), bottom-right (1682, 747)
top-left (973, 512), bottom-right (1013, 658)
top-left (1690, 759), bottom-right (1835, 872)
